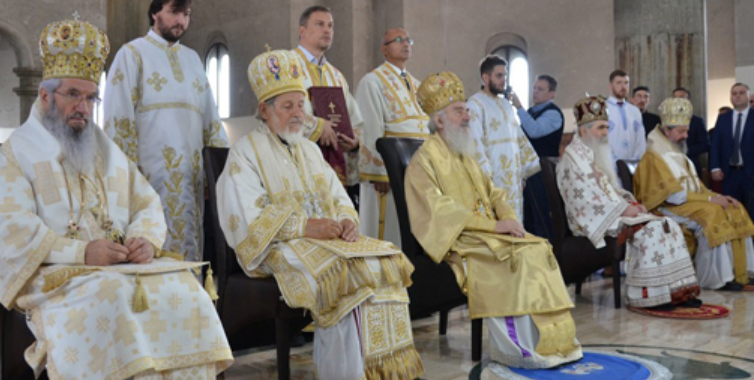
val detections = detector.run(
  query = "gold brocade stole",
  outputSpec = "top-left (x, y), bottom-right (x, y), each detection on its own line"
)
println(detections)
top-left (531, 310), bottom-right (580, 356)
top-left (461, 155), bottom-right (496, 220)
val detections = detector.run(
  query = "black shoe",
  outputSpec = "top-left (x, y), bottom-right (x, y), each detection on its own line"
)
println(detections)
top-left (646, 303), bottom-right (676, 312)
top-left (717, 281), bottom-right (743, 291)
top-left (678, 298), bottom-right (703, 308)
top-left (290, 332), bottom-right (306, 347)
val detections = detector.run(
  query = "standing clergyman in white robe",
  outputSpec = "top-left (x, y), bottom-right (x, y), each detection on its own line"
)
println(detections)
top-left (103, 0), bottom-right (228, 261)
top-left (355, 27), bottom-right (429, 247)
top-left (468, 55), bottom-right (539, 222)
top-left (0, 19), bottom-right (232, 380)
top-left (557, 96), bottom-right (701, 309)
top-left (217, 49), bottom-right (423, 380)
top-left (606, 70), bottom-right (646, 166)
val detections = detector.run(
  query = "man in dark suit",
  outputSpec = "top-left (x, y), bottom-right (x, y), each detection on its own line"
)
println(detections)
top-left (673, 87), bottom-right (709, 177)
top-left (711, 83), bottom-right (754, 216)
top-left (631, 86), bottom-right (661, 136)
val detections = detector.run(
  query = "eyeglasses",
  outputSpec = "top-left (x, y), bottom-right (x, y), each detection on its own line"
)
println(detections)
top-left (54, 90), bottom-right (101, 107)
top-left (384, 36), bottom-right (414, 46)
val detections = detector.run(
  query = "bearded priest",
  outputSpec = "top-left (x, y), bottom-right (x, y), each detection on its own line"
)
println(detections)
top-left (405, 71), bottom-right (582, 369)
top-left (557, 96), bottom-right (700, 309)
top-left (0, 19), bottom-right (232, 379)
top-left (216, 48), bottom-right (423, 380)
top-left (634, 98), bottom-right (754, 291)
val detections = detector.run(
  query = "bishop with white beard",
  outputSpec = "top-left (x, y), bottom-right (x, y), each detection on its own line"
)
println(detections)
top-left (557, 96), bottom-right (701, 309)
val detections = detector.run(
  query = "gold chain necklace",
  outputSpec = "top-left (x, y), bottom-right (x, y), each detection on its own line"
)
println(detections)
top-left (61, 164), bottom-right (125, 244)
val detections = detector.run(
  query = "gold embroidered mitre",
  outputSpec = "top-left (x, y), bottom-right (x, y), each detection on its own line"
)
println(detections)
top-left (659, 97), bottom-right (692, 127)
top-left (573, 95), bottom-right (608, 126)
top-left (248, 48), bottom-right (305, 103)
top-left (39, 19), bottom-right (109, 83)
top-left (417, 71), bottom-right (466, 116)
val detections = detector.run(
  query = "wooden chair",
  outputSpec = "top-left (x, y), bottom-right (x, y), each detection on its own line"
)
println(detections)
top-left (540, 158), bottom-right (625, 308)
top-left (203, 147), bottom-right (309, 380)
top-left (376, 138), bottom-right (483, 361)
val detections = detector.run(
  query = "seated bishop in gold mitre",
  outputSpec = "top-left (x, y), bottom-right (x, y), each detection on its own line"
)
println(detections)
top-left (215, 48), bottom-right (423, 380)
top-left (404, 71), bottom-right (583, 369)
top-left (0, 19), bottom-right (233, 379)
top-left (634, 97), bottom-right (754, 291)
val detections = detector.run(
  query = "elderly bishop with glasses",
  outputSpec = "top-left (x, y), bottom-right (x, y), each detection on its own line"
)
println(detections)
top-left (0, 19), bottom-right (233, 379)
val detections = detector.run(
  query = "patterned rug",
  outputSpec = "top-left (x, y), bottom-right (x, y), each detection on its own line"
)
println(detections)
top-left (744, 285), bottom-right (754, 291)
top-left (627, 304), bottom-right (730, 319)
top-left (486, 351), bottom-right (671, 380)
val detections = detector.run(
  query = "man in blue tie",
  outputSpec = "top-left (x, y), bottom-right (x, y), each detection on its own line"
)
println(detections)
top-left (710, 83), bottom-right (754, 216)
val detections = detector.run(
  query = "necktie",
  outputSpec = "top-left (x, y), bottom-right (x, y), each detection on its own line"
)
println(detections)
top-left (618, 101), bottom-right (624, 107)
top-left (732, 113), bottom-right (743, 166)
top-left (400, 72), bottom-right (410, 90)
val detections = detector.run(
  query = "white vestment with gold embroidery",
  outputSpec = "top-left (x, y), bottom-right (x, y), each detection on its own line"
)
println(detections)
top-left (103, 29), bottom-right (228, 261)
top-left (216, 121), bottom-right (423, 379)
top-left (468, 92), bottom-right (540, 222)
top-left (355, 63), bottom-right (429, 247)
top-left (557, 136), bottom-right (699, 307)
top-left (292, 47), bottom-right (363, 186)
top-left (0, 106), bottom-right (233, 379)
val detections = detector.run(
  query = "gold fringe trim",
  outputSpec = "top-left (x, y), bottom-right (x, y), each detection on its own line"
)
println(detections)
top-left (365, 344), bottom-right (424, 380)
top-left (132, 273), bottom-right (150, 312)
top-left (204, 267), bottom-right (219, 301)
top-left (42, 267), bottom-right (99, 293)
top-left (315, 254), bottom-right (413, 315)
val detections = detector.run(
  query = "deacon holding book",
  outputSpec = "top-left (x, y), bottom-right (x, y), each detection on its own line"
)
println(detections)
top-left (292, 5), bottom-right (363, 206)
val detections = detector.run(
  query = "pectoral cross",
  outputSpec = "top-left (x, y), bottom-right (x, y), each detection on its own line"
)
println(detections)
top-left (303, 193), bottom-right (323, 218)
top-left (328, 102), bottom-right (336, 114)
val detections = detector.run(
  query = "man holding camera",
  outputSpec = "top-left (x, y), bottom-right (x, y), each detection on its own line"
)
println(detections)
top-left (468, 55), bottom-right (540, 223)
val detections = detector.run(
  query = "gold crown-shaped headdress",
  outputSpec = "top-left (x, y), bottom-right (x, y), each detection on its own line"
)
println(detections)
top-left (417, 71), bottom-right (466, 116)
top-left (573, 95), bottom-right (609, 126)
top-left (248, 47), bottom-right (305, 103)
top-left (659, 98), bottom-right (692, 127)
top-left (39, 19), bottom-right (109, 83)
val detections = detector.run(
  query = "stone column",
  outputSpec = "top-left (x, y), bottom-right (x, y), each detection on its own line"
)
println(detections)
top-left (12, 67), bottom-right (42, 121)
top-left (614, 0), bottom-right (707, 117)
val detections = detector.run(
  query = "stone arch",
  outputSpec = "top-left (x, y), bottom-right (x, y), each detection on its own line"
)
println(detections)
top-left (202, 31), bottom-right (229, 62)
top-left (485, 32), bottom-right (527, 56)
top-left (0, 18), bottom-right (35, 68)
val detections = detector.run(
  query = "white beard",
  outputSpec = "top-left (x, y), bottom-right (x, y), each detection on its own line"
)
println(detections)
top-left (442, 122), bottom-right (476, 157)
top-left (42, 101), bottom-right (98, 175)
top-left (581, 133), bottom-right (622, 190)
top-left (269, 113), bottom-right (305, 146)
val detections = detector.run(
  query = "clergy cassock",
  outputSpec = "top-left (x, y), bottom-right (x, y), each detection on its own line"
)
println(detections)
top-left (406, 72), bottom-right (581, 369)
top-left (634, 98), bottom-right (754, 289)
top-left (217, 49), bottom-right (422, 380)
top-left (355, 62), bottom-right (429, 247)
top-left (468, 91), bottom-right (540, 222)
top-left (0, 106), bottom-right (232, 379)
top-left (103, 29), bottom-right (228, 262)
top-left (292, 46), bottom-right (363, 187)
top-left (606, 96), bottom-right (646, 163)
top-left (557, 98), bottom-right (699, 308)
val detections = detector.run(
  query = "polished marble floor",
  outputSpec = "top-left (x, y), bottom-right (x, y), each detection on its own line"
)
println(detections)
top-left (224, 277), bottom-right (754, 379)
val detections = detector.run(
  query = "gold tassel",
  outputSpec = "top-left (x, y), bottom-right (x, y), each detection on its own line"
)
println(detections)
top-left (158, 249), bottom-right (185, 261)
top-left (510, 253), bottom-right (519, 273)
top-left (204, 267), bottom-right (219, 301)
top-left (132, 273), bottom-right (150, 313)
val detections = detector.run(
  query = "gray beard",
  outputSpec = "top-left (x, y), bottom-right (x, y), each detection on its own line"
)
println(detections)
top-left (582, 134), bottom-right (622, 190)
top-left (442, 123), bottom-right (476, 156)
top-left (42, 101), bottom-right (98, 175)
